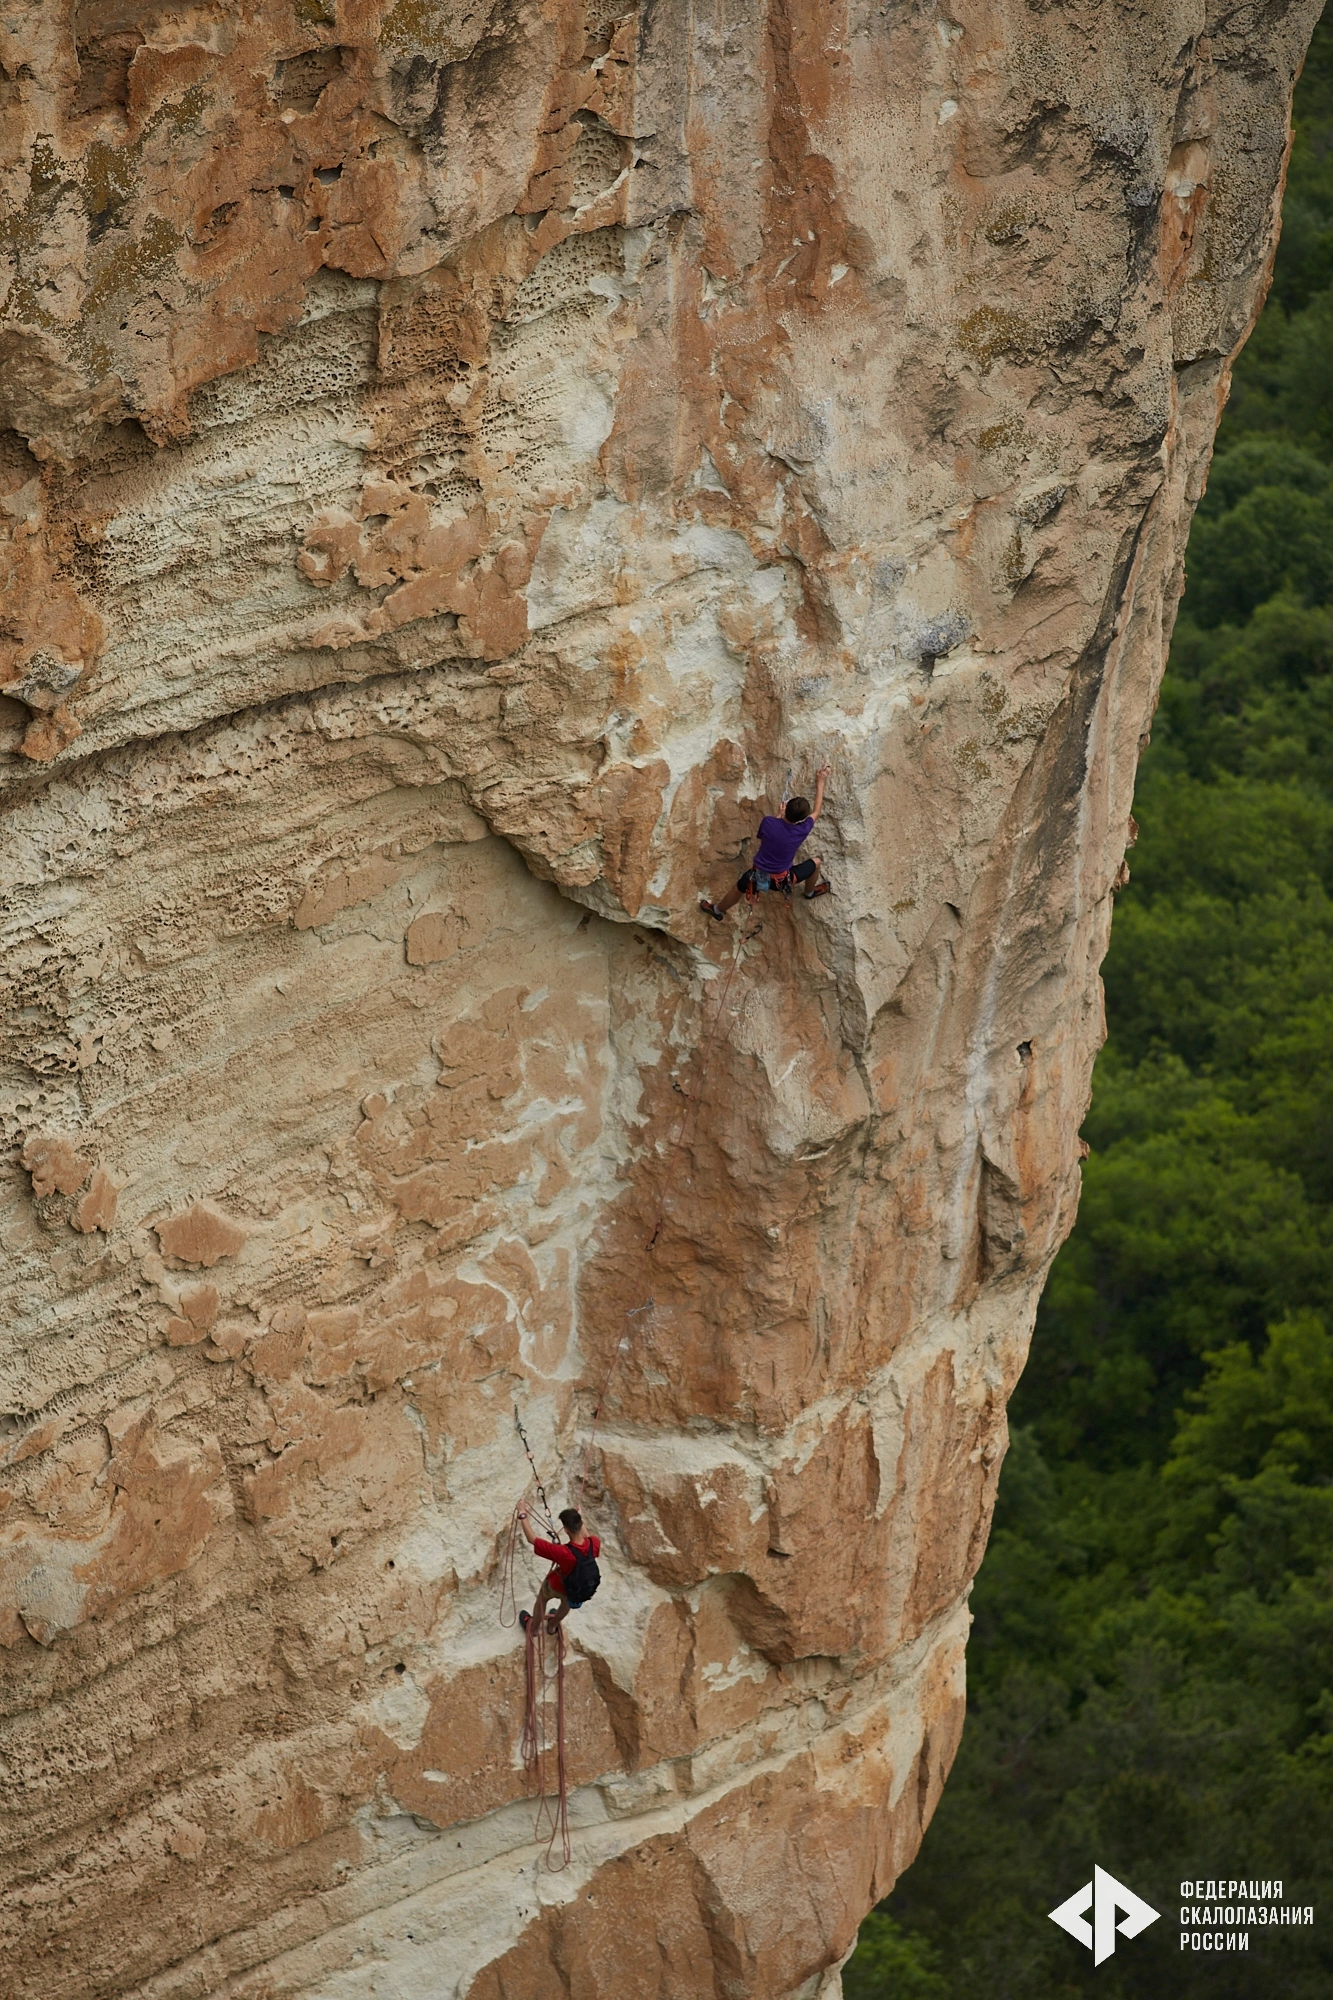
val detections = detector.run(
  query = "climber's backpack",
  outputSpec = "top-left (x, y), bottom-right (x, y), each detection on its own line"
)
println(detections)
top-left (564, 1542), bottom-right (601, 1609)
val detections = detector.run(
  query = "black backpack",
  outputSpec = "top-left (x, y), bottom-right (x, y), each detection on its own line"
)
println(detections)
top-left (564, 1542), bottom-right (601, 1608)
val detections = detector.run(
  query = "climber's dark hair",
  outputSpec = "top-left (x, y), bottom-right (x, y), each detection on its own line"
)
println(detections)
top-left (559, 1507), bottom-right (583, 1534)
top-left (785, 796), bottom-right (811, 823)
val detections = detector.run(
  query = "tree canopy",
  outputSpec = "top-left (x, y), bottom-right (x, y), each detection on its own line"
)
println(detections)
top-left (847, 20), bottom-right (1333, 1996)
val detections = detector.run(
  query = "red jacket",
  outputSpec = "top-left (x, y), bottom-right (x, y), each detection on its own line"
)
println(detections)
top-left (532, 1534), bottom-right (600, 1596)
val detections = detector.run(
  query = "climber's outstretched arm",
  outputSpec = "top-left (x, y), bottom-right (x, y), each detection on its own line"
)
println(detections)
top-left (808, 764), bottom-right (831, 822)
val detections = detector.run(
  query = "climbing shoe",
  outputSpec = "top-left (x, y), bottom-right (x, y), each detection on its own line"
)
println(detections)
top-left (699, 900), bottom-right (727, 921)
top-left (519, 1610), bottom-right (532, 1633)
top-left (805, 881), bottom-right (832, 900)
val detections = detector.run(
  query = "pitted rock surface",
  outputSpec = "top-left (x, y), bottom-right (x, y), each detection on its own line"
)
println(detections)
top-left (0, 3), bottom-right (1319, 1995)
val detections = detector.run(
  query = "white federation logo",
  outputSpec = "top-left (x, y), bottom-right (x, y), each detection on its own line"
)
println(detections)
top-left (1049, 1865), bottom-right (1161, 1964)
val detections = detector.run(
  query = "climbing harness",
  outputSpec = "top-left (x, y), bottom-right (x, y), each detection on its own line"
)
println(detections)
top-left (741, 865), bottom-right (795, 897)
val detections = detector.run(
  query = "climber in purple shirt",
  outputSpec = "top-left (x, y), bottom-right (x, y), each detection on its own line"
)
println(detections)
top-left (700, 764), bottom-right (831, 919)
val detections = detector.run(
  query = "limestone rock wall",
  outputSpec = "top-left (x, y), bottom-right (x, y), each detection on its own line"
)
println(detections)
top-left (0, 3), bottom-right (1318, 1995)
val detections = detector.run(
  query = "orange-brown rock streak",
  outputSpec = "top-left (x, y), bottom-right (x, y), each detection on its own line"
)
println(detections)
top-left (0, 2), bottom-right (1319, 1995)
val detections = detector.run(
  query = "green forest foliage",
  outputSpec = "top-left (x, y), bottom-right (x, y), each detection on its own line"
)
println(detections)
top-left (847, 20), bottom-right (1333, 1998)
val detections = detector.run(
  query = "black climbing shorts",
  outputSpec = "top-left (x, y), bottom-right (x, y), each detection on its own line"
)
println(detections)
top-left (738, 858), bottom-right (816, 895)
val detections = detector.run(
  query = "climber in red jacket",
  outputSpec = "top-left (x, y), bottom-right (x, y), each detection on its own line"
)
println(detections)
top-left (699, 764), bottom-right (832, 919)
top-left (517, 1504), bottom-right (602, 1635)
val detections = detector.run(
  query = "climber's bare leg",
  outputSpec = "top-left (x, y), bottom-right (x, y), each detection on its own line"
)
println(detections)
top-left (522, 1578), bottom-right (554, 1638)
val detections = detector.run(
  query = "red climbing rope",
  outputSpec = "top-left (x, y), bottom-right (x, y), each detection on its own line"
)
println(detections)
top-left (573, 910), bottom-right (761, 1500)
top-left (498, 1501), bottom-right (530, 1629)
top-left (502, 904), bottom-right (765, 1868)
top-left (521, 1612), bottom-right (571, 1869)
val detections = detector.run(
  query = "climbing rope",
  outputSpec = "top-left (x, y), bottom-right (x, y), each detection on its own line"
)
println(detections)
top-left (498, 1500), bottom-right (535, 1630)
top-left (511, 1407), bottom-right (557, 1530)
top-left (573, 907), bottom-right (761, 1508)
top-left (645, 909), bottom-right (761, 1250)
top-left (521, 1612), bottom-right (571, 1868)
top-left (501, 890), bottom-right (768, 1869)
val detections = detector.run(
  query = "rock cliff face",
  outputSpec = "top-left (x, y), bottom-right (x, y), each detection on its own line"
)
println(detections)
top-left (0, 3), bottom-right (1319, 1994)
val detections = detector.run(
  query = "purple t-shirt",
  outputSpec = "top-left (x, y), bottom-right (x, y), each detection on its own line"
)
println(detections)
top-left (753, 814), bottom-right (814, 874)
